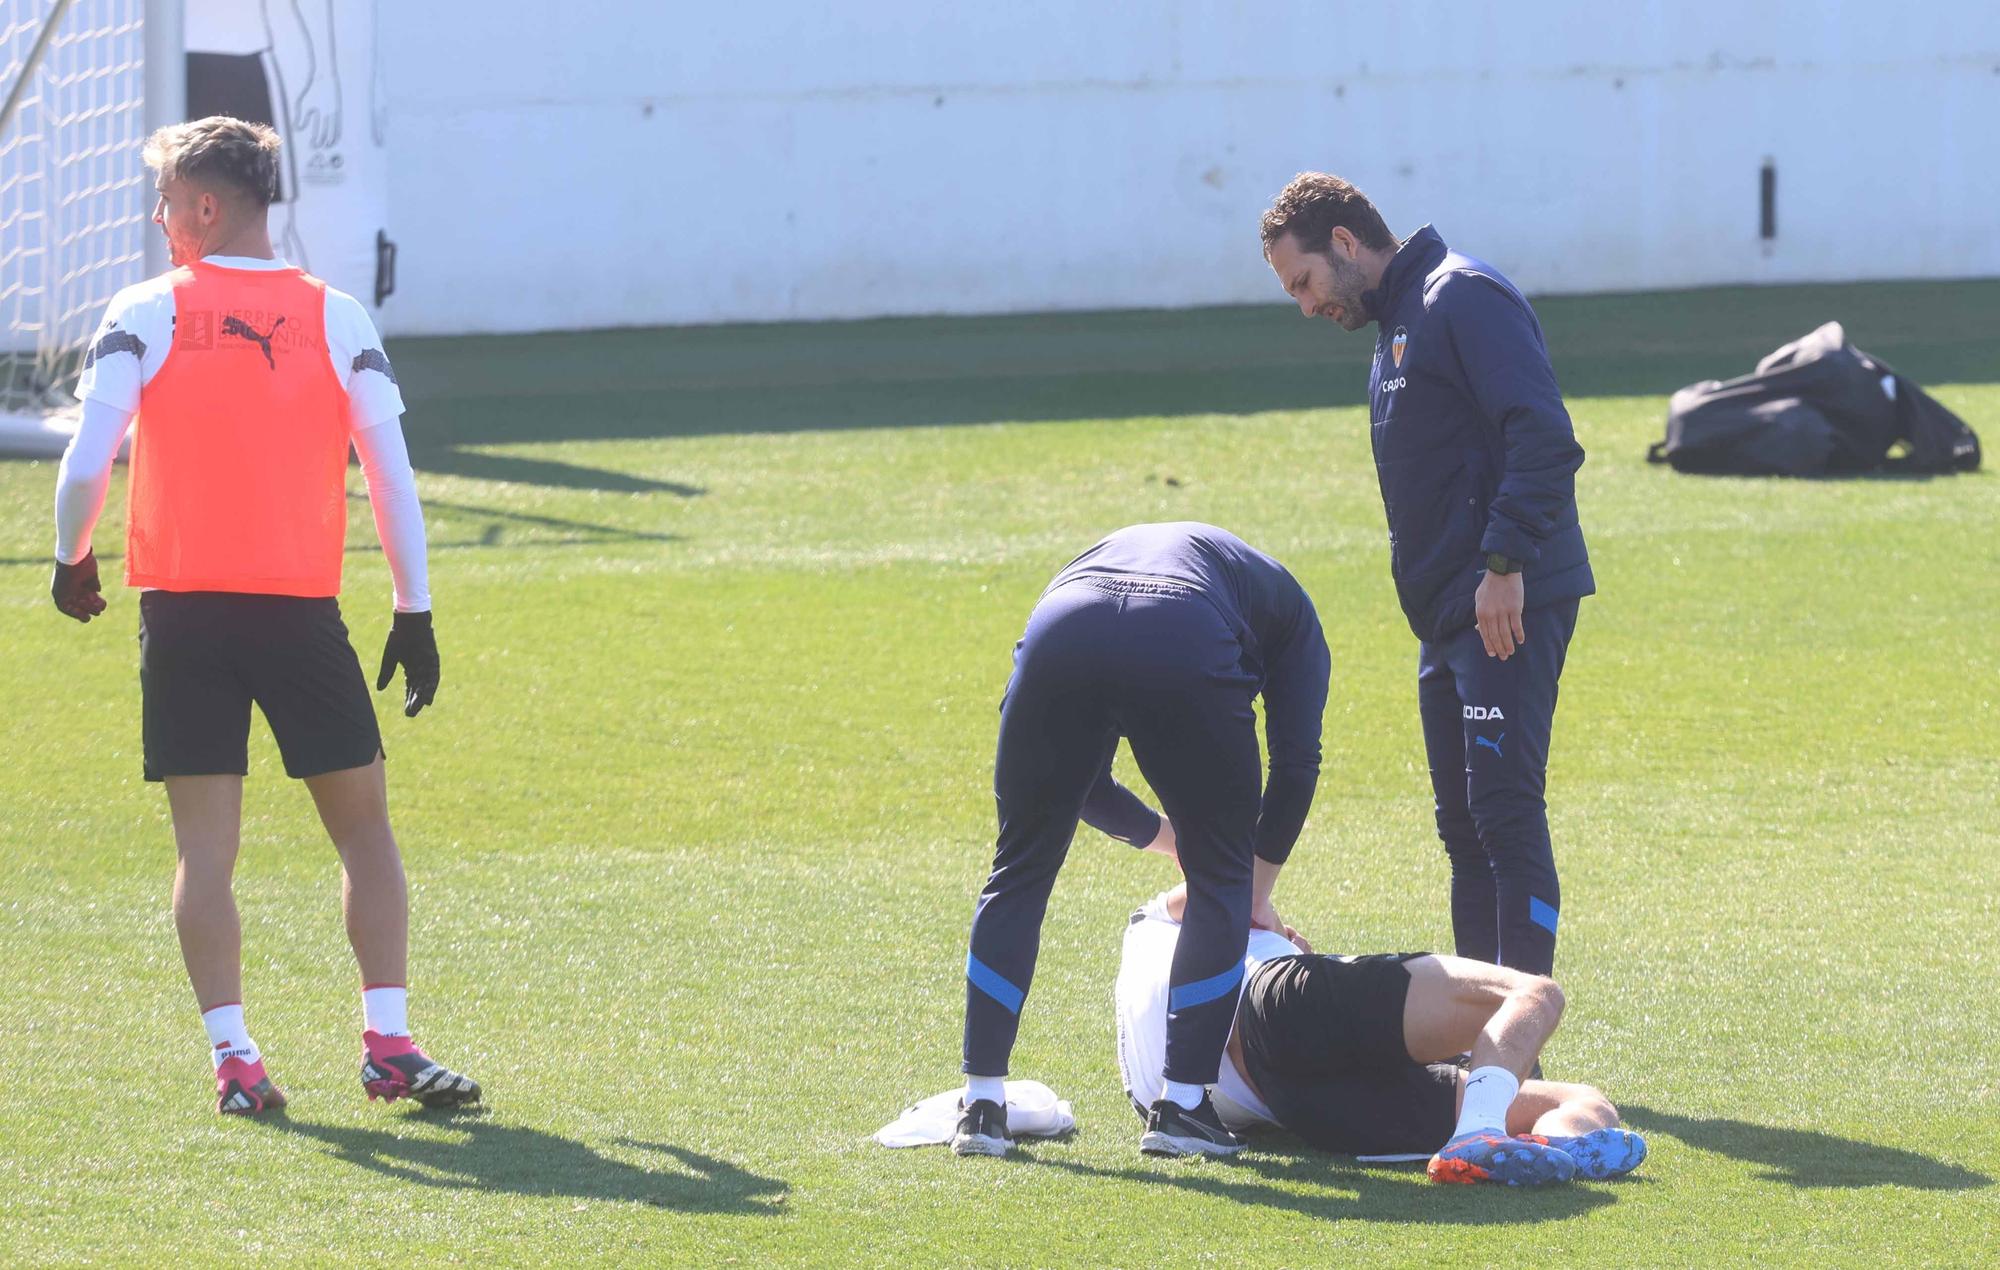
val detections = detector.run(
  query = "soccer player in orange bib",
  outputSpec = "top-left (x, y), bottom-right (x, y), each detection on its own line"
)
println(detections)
top-left (48, 117), bottom-right (480, 1114)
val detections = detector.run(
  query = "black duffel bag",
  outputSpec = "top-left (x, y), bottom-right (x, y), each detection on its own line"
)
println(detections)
top-left (1648, 321), bottom-right (1981, 476)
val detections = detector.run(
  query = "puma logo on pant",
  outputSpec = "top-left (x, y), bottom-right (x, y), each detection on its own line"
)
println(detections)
top-left (1474, 732), bottom-right (1506, 758)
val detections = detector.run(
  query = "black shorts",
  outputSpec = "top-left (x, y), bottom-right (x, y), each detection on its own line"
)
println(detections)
top-left (1237, 953), bottom-right (1460, 1155)
top-left (138, 592), bottom-right (382, 782)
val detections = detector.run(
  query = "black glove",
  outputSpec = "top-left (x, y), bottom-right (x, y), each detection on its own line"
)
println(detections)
top-left (375, 610), bottom-right (439, 717)
top-left (51, 551), bottom-right (107, 622)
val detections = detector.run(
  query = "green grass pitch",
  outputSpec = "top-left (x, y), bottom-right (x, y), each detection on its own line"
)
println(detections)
top-left (1, 281), bottom-right (1996, 1265)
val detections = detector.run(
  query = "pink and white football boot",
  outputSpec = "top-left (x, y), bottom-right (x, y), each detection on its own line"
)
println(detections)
top-left (215, 1055), bottom-right (286, 1115)
top-left (360, 1030), bottom-right (482, 1108)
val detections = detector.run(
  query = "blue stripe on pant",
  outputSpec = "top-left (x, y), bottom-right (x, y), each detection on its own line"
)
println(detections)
top-left (1417, 598), bottom-right (1578, 975)
top-left (964, 579), bottom-right (1259, 1085)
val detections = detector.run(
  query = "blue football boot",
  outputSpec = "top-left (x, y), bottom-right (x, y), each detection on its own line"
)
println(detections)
top-left (1544, 1127), bottom-right (1647, 1179)
top-left (1427, 1131), bottom-right (1577, 1186)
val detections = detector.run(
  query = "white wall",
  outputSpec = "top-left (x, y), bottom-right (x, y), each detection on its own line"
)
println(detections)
top-left (380, 1), bottom-right (2000, 336)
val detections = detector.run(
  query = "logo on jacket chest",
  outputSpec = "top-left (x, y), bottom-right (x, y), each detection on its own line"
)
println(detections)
top-left (1376, 327), bottom-right (1411, 398)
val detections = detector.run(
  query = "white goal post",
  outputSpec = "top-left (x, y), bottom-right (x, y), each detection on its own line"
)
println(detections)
top-left (1, 0), bottom-right (180, 458)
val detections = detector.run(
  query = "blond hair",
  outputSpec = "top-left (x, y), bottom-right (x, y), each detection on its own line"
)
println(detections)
top-left (142, 115), bottom-right (282, 207)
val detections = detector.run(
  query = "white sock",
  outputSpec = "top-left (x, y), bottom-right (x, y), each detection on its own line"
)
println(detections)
top-left (362, 985), bottom-right (410, 1038)
top-left (964, 1074), bottom-right (1006, 1107)
top-left (201, 1003), bottom-right (261, 1070)
top-left (1161, 1079), bottom-right (1205, 1111)
top-left (1453, 1065), bottom-right (1521, 1138)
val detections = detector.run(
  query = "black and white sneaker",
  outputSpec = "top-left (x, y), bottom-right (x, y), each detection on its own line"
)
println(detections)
top-left (1139, 1094), bottom-right (1245, 1157)
top-left (950, 1098), bottom-right (1011, 1157)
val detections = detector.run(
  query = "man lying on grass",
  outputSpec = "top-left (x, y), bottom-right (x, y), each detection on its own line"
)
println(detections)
top-left (1115, 883), bottom-right (1646, 1185)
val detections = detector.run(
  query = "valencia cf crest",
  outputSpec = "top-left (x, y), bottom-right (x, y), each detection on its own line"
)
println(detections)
top-left (1391, 326), bottom-right (1409, 368)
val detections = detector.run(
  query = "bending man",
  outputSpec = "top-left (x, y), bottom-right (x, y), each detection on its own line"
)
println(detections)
top-left (957, 522), bottom-right (1329, 1158)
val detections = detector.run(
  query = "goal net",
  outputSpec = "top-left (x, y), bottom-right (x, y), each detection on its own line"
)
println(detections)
top-left (1, 0), bottom-right (152, 456)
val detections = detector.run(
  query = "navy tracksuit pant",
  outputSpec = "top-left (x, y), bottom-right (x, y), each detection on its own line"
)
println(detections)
top-left (964, 578), bottom-right (1259, 1085)
top-left (1418, 599), bottom-right (1578, 975)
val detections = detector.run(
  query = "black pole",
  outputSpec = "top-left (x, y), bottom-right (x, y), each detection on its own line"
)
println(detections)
top-left (1760, 160), bottom-right (1777, 241)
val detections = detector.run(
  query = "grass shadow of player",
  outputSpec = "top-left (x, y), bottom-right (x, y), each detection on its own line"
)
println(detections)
top-left (341, 491), bottom-right (683, 554)
top-left (0, 491), bottom-right (685, 567)
top-left (1015, 1141), bottom-right (1619, 1226)
top-left (1619, 1105), bottom-right (1991, 1191)
top-left (404, 444), bottom-right (706, 497)
top-left (252, 1107), bottom-right (787, 1212)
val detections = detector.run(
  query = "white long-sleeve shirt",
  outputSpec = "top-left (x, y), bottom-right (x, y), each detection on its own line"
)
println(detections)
top-left (1114, 892), bottom-right (1301, 1131)
top-left (54, 255), bottom-right (430, 611)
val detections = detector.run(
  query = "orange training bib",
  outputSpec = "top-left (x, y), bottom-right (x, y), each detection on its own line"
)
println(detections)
top-left (126, 261), bottom-right (351, 597)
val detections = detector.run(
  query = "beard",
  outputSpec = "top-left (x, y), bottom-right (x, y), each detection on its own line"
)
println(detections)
top-left (1326, 251), bottom-right (1373, 329)
top-left (163, 223), bottom-right (196, 267)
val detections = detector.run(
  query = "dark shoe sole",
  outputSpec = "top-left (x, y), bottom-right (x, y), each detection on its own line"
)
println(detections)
top-left (218, 1079), bottom-right (286, 1115)
top-left (364, 1075), bottom-right (483, 1108)
top-left (411, 1083), bottom-right (482, 1108)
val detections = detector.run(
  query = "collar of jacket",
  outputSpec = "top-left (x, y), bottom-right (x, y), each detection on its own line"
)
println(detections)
top-left (1361, 224), bottom-right (1447, 325)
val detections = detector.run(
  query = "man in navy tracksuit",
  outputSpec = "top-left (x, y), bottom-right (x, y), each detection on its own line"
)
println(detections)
top-left (953, 522), bottom-right (1330, 1159)
top-left (1260, 173), bottom-right (1593, 980)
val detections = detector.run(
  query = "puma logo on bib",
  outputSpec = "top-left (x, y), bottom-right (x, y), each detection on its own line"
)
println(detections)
top-left (223, 314), bottom-right (287, 369)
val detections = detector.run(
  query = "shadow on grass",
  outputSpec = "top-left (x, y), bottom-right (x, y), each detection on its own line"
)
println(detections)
top-left (1649, 466), bottom-right (1988, 485)
top-left (404, 493), bottom-right (684, 551)
top-left (253, 1108), bottom-right (786, 1212)
top-left (375, 280), bottom-right (2000, 461)
top-left (10, 282), bottom-right (1989, 492)
top-left (400, 366), bottom-right (1359, 452)
top-left (1016, 1141), bottom-right (1620, 1225)
top-left (1620, 1105), bottom-right (1992, 1190)
top-left (406, 445), bottom-right (706, 496)
top-left (0, 493), bottom-right (681, 568)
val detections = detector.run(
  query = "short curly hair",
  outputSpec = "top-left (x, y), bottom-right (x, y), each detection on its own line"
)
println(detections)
top-left (1260, 172), bottom-right (1395, 258)
top-left (142, 116), bottom-right (282, 207)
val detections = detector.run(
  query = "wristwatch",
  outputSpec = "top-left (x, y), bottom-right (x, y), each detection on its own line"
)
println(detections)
top-left (1485, 552), bottom-right (1523, 575)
